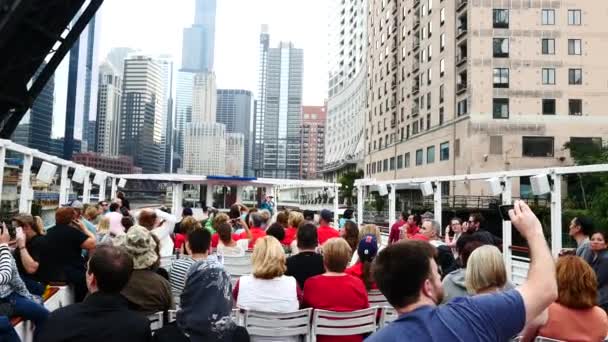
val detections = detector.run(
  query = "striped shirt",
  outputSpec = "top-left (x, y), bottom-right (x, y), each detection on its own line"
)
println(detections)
top-left (169, 255), bottom-right (219, 299)
top-left (0, 244), bottom-right (33, 300)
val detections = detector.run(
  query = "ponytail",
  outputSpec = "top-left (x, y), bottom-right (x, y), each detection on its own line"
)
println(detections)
top-left (33, 216), bottom-right (45, 235)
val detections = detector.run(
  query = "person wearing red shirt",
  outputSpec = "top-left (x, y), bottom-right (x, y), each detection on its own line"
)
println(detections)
top-left (282, 211), bottom-right (304, 246)
top-left (346, 234), bottom-right (379, 290)
top-left (388, 212), bottom-right (406, 244)
top-left (317, 209), bottom-right (340, 245)
top-left (304, 238), bottom-right (369, 342)
top-left (238, 212), bottom-right (266, 249)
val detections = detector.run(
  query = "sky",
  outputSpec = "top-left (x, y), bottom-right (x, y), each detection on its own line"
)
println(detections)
top-left (97, 0), bottom-right (329, 104)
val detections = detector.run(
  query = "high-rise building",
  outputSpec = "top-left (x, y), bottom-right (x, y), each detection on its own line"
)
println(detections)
top-left (184, 122), bottom-right (225, 175)
top-left (192, 72), bottom-right (217, 122)
top-left (73, 152), bottom-right (142, 174)
top-left (12, 63), bottom-right (55, 155)
top-left (182, 0), bottom-right (216, 72)
top-left (225, 133), bottom-right (245, 176)
top-left (301, 105), bottom-right (327, 179)
top-left (173, 71), bottom-right (195, 170)
top-left (365, 1), bottom-right (608, 196)
top-left (323, 0), bottom-right (368, 182)
top-left (63, 14), bottom-right (100, 159)
top-left (95, 61), bottom-right (122, 156)
top-left (156, 55), bottom-right (174, 172)
top-left (217, 89), bottom-right (253, 176)
top-left (106, 47), bottom-right (136, 75)
top-left (253, 27), bottom-right (304, 179)
top-left (120, 55), bottom-right (164, 174)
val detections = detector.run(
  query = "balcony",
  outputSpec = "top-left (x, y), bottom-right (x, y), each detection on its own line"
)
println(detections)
top-left (412, 37), bottom-right (420, 51)
top-left (414, 0), bottom-right (420, 8)
top-left (456, 82), bottom-right (467, 95)
top-left (411, 107), bottom-right (420, 117)
top-left (391, 119), bottom-right (396, 128)
top-left (413, 16), bottom-right (421, 29)
top-left (412, 60), bottom-right (420, 73)
top-left (456, 25), bottom-right (468, 40)
top-left (411, 84), bottom-right (420, 95)
top-left (457, 0), bottom-right (467, 12)
top-left (456, 54), bottom-right (467, 66)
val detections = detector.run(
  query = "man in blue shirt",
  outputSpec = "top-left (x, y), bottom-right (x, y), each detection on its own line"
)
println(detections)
top-left (366, 200), bottom-right (557, 342)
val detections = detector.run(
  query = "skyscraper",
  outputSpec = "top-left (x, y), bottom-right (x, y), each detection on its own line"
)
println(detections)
top-left (253, 27), bottom-right (304, 179)
top-left (173, 71), bottom-right (194, 171)
top-left (120, 55), bottom-right (164, 174)
top-left (217, 89), bottom-right (253, 176)
top-left (301, 105), bottom-right (327, 179)
top-left (156, 55), bottom-right (174, 172)
top-left (192, 72), bottom-right (217, 123)
top-left (95, 61), bottom-right (122, 156)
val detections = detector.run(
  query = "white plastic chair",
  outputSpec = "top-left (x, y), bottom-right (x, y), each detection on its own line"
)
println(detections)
top-left (167, 309), bottom-right (178, 323)
top-left (223, 255), bottom-right (253, 280)
top-left (311, 307), bottom-right (378, 342)
top-left (148, 311), bottom-right (164, 331)
top-left (367, 289), bottom-right (390, 307)
top-left (379, 306), bottom-right (398, 328)
top-left (243, 308), bottom-right (313, 342)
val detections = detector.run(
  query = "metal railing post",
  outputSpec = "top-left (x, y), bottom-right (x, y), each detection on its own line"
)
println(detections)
top-left (357, 185), bottom-right (364, 225)
top-left (434, 181), bottom-right (442, 232)
top-left (388, 184), bottom-right (396, 228)
top-left (550, 173), bottom-right (563, 257)
top-left (19, 153), bottom-right (33, 213)
top-left (501, 177), bottom-right (513, 281)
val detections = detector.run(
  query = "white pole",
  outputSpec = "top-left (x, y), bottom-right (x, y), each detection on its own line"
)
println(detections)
top-left (110, 178), bottom-right (118, 200)
top-left (235, 185), bottom-right (243, 203)
top-left (501, 177), bottom-right (513, 281)
top-left (98, 177), bottom-right (106, 203)
top-left (550, 174), bottom-right (563, 257)
top-left (59, 165), bottom-right (70, 205)
top-left (434, 181), bottom-right (442, 233)
top-left (388, 184), bottom-right (396, 229)
top-left (0, 146), bottom-right (5, 205)
top-left (357, 185), bottom-right (364, 225)
top-left (82, 171), bottom-right (91, 204)
top-left (19, 153), bottom-right (33, 213)
top-left (172, 183), bottom-right (183, 216)
top-left (206, 184), bottom-right (214, 208)
top-left (333, 185), bottom-right (339, 225)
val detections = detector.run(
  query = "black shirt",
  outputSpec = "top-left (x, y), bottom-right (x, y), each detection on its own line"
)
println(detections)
top-left (38, 292), bottom-right (151, 342)
top-left (285, 251), bottom-right (325, 289)
top-left (42, 223), bottom-right (88, 282)
top-left (14, 234), bottom-right (47, 281)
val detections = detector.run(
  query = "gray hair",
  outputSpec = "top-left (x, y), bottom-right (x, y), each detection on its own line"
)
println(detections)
top-left (431, 220), bottom-right (441, 237)
top-left (249, 212), bottom-right (264, 228)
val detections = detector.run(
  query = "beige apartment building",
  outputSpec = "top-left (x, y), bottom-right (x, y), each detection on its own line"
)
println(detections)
top-left (365, 0), bottom-right (608, 196)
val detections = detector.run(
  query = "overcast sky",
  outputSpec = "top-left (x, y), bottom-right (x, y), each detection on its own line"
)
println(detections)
top-left (98, 0), bottom-right (329, 104)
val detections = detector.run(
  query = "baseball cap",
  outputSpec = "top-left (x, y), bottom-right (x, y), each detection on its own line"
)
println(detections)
top-left (13, 213), bottom-right (34, 226)
top-left (358, 234), bottom-right (378, 260)
top-left (320, 209), bottom-right (333, 222)
top-left (63, 200), bottom-right (84, 210)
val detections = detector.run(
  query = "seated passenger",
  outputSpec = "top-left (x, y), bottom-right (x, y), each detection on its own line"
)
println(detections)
top-left (238, 213), bottom-right (266, 249)
top-left (341, 221), bottom-right (359, 254)
top-left (465, 245), bottom-right (507, 295)
top-left (170, 229), bottom-right (212, 298)
top-left (137, 208), bottom-right (177, 258)
top-left (303, 237), bottom-right (369, 342)
top-left (346, 234), bottom-right (378, 290)
top-left (39, 245), bottom-right (151, 342)
top-left (116, 225), bottom-right (174, 315)
top-left (282, 211), bottom-right (303, 247)
top-left (441, 234), bottom-right (484, 303)
top-left (13, 213), bottom-right (47, 296)
top-left (285, 223), bottom-right (324, 289)
top-left (216, 222), bottom-right (249, 257)
top-left (317, 209), bottom-right (339, 245)
top-left (173, 216), bottom-right (200, 252)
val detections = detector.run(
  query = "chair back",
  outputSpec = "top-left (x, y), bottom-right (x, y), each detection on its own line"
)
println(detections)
top-left (367, 289), bottom-right (389, 306)
top-left (535, 338), bottom-right (564, 342)
top-left (243, 308), bottom-right (312, 341)
top-left (379, 306), bottom-right (398, 328)
top-left (148, 311), bottom-right (164, 331)
top-left (311, 307), bottom-right (378, 341)
top-left (223, 255), bottom-right (253, 277)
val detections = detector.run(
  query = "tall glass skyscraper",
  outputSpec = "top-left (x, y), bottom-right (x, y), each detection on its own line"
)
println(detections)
top-left (217, 89), bottom-right (253, 176)
top-left (181, 0), bottom-right (216, 72)
top-left (253, 27), bottom-right (304, 179)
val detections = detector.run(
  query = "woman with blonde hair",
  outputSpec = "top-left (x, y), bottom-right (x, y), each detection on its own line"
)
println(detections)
top-left (465, 245), bottom-right (507, 295)
top-left (96, 216), bottom-right (113, 245)
top-left (521, 255), bottom-right (608, 341)
top-left (233, 236), bottom-right (299, 319)
top-left (283, 211), bottom-right (304, 247)
top-left (13, 213), bottom-right (47, 295)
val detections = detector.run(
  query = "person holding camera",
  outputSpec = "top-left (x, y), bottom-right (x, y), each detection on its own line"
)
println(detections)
top-left (12, 214), bottom-right (47, 296)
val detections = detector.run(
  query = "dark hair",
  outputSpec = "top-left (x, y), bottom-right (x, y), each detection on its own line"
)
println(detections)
top-left (573, 217), bottom-right (594, 236)
top-left (182, 207), bottom-right (193, 217)
top-left (121, 216), bottom-right (134, 232)
top-left (109, 203), bottom-right (120, 212)
top-left (373, 241), bottom-right (437, 308)
top-left (229, 204), bottom-right (241, 220)
top-left (245, 208), bottom-right (258, 229)
top-left (187, 228), bottom-right (211, 254)
top-left (470, 213), bottom-right (484, 226)
top-left (456, 234), bottom-right (485, 267)
top-left (414, 214), bottom-right (422, 227)
top-left (249, 212), bottom-right (264, 228)
top-left (88, 245), bottom-right (134, 293)
top-left (55, 207), bottom-right (76, 225)
top-left (217, 222), bottom-right (233, 244)
top-left (117, 191), bottom-right (125, 200)
top-left (303, 210), bottom-right (315, 221)
top-left (138, 210), bottom-right (157, 230)
top-left (343, 221), bottom-right (359, 253)
top-left (276, 211), bottom-right (289, 228)
top-left (343, 209), bottom-right (354, 219)
top-left (591, 231), bottom-right (607, 242)
top-left (450, 217), bottom-right (462, 225)
top-left (401, 211), bottom-right (408, 219)
top-left (297, 223), bottom-right (318, 249)
top-left (358, 244), bottom-right (376, 291)
top-left (266, 223), bottom-right (285, 242)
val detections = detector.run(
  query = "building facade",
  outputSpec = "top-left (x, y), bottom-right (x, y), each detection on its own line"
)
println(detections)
top-left (95, 61), bottom-right (122, 156)
top-left (184, 122), bottom-right (226, 175)
top-left (120, 55), bottom-right (164, 174)
top-left (253, 27), bottom-right (304, 179)
top-left (323, 0), bottom-right (368, 182)
top-left (73, 152), bottom-right (142, 174)
top-left (225, 133), bottom-right (245, 176)
top-left (364, 0), bottom-right (608, 196)
top-left (301, 105), bottom-right (327, 179)
top-left (156, 55), bottom-right (174, 173)
top-left (192, 72), bottom-right (217, 122)
top-left (217, 89), bottom-right (253, 176)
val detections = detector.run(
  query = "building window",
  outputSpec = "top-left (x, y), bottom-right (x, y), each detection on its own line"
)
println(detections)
top-left (404, 152), bottom-right (411, 168)
top-left (440, 8), bottom-right (445, 25)
top-left (493, 98), bottom-right (509, 119)
top-left (542, 9), bottom-right (555, 25)
top-left (427, 92), bottom-right (431, 110)
top-left (493, 68), bottom-right (509, 88)
top-left (397, 155), bottom-right (403, 169)
top-left (390, 157), bottom-right (395, 170)
top-left (542, 39), bottom-right (555, 54)
top-left (542, 99), bottom-right (556, 115)
top-left (427, 146), bottom-right (435, 164)
top-left (439, 142), bottom-right (449, 161)
top-left (493, 9), bottom-right (509, 28)
top-left (542, 68), bottom-right (556, 85)
top-left (427, 45), bottom-right (432, 61)
top-left (440, 33), bottom-right (445, 51)
top-left (440, 59), bottom-right (445, 77)
top-left (427, 68), bottom-right (432, 85)
top-left (569, 99), bottom-right (583, 115)
top-left (457, 99), bottom-right (468, 116)
top-left (569, 68), bottom-right (582, 85)
top-left (522, 137), bottom-right (554, 157)
top-left (439, 107), bottom-right (444, 125)
top-left (383, 159), bottom-right (389, 171)
top-left (428, 22), bottom-right (432, 38)
top-left (416, 149), bottom-right (424, 165)
top-left (413, 121), bottom-right (419, 134)
top-left (568, 39), bottom-right (582, 55)
top-left (493, 38), bottom-right (509, 58)
top-left (426, 113), bottom-right (431, 129)
top-left (439, 85), bottom-right (444, 103)
top-left (568, 9), bottom-right (581, 25)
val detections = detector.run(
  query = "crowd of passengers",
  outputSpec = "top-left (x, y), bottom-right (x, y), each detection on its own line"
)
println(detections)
top-left (0, 192), bottom-right (607, 341)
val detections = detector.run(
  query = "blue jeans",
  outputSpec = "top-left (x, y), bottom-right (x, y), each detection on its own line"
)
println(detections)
top-left (6, 293), bottom-right (49, 340)
top-left (0, 316), bottom-right (19, 342)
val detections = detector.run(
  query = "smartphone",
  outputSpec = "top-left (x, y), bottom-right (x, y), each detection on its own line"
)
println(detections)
top-left (498, 205), bottom-right (514, 221)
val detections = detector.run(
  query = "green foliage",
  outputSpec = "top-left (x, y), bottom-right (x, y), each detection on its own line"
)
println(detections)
top-left (372, 192), bottom-right (386, 213)
top-left (338, 169), bottom-right (364, 206)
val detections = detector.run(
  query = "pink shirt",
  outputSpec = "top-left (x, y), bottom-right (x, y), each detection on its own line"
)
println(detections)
top-left (538, 302), bottom-right (608, 342)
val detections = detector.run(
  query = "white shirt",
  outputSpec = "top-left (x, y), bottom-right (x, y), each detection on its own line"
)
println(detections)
top-left (217, 239), bottom-right (249, 257)
top-left (149, 209), bottom-right (177, 257)
top-left (237, 275), bottom-right (299, 313)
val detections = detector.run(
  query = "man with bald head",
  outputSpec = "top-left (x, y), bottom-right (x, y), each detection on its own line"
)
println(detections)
top-left (137, 208), bottom-right (177, 257)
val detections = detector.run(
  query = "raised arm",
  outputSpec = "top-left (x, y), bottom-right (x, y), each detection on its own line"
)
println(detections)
top-left (152, 209), bottom-right (177, 241)
top-left (510, 200), bottom-right (557, 324)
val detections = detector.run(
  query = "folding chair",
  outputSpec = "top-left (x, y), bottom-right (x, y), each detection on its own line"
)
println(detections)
top-left (311, 307), bottom-right (378, 342)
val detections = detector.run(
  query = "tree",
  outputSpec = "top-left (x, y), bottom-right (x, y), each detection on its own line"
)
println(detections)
top-left (338, 169), bottom-right (364, 206)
